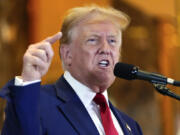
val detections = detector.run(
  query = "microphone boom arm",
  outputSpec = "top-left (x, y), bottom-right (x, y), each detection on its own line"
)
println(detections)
top-left (152, 83), bottom-right (180, 101)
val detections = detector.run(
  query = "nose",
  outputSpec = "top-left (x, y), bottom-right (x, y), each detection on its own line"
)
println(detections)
top-left (98, 39), bottom-right (111, 55)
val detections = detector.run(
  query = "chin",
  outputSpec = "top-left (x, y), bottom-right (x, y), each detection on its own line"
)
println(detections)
top-left (97, 75), bottom-right (115, 88)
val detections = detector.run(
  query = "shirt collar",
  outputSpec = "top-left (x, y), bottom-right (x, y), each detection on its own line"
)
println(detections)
top-left (63, 71), bottom-right (109, 107)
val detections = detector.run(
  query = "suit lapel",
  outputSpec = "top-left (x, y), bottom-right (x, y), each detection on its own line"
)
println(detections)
top-left (109, 102), bottom-right (133, 135)
top-left (54, 76), bottom-right (99, 135)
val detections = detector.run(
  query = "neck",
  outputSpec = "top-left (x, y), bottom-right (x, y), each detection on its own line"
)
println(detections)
top-left (66, 71), bottom-right (108, 93)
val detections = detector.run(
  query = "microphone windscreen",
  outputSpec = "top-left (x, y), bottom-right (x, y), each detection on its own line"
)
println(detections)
top-left (114, 62), bottom-right (136, 80)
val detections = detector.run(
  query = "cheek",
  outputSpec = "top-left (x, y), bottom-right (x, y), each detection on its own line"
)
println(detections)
top-left (113, 48), bottom-right (120, 61)
top-left (73, 48), bottom-right (93, 65)
top-left (82, 46), bottom-right (97, 58)
top-left (82, 51), bottom-right (95, 65)
top-left (117, 51), bottom-right (120, 61)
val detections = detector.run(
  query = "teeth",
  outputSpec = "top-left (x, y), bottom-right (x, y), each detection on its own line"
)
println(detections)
top-left (99, 60), bottom-right (109, 67)
top-left (100, 61), bottom-right (108, 64)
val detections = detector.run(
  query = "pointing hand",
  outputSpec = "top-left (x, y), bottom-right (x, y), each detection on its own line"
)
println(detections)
top-left (21, 32), bottom-right (62, 82)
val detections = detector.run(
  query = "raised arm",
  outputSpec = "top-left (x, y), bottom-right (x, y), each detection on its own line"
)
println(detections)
top-left (1, 32), bottom-right (62, 135)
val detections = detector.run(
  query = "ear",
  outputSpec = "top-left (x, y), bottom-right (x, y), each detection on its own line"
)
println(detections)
top-left (60, 44), bottom-right (72, 67)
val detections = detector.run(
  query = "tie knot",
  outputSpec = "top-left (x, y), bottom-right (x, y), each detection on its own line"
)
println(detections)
top-left (93, 93), bottom-right (108, 112)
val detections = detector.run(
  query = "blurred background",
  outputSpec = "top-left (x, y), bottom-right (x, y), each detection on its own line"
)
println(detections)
top-left (0, 0), bottom-right (180, 134)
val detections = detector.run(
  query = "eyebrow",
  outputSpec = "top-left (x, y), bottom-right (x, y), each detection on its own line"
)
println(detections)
top-left (85, 33), bottom-right (119, 37)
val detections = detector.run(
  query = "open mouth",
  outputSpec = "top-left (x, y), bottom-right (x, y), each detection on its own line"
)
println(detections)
top-left (98, 60), bottom-right (110, 67)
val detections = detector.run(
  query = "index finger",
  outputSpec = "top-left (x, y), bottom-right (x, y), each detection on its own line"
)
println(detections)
top-left (44, 32), bottom-right (62, 44)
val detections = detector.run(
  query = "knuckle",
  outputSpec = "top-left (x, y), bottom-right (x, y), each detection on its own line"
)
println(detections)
top-left (39, 50), bottom-right (47, 58)
top-left (48, 52), bottom-right (54, 59)
top-left (44, 42), bottom-right (51, 48)
top-left (28, 44), bottom-right (35, 49)
top-left (33, 57), bottom-right (39, 63)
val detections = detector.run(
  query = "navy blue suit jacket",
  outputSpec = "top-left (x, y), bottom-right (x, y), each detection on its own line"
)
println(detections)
top-left (0, 76), bottom-right (143, 135)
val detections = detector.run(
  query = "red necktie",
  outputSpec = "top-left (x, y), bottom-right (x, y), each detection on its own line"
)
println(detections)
top-left (93, 93), bottom-right (119, 135)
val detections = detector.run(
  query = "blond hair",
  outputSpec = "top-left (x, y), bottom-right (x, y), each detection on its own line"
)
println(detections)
top-left (60, 5), bottom-right (130, 45)
top-left (59, 5), bottom-right (130, 69)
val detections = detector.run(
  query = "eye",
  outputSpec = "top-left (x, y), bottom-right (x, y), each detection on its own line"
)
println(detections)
top-left (86, 38), bottom-right (98, 45)
top-left (87, 38), bottom-right (96, 42)
top-left (108, 39), bottom-right (117, 45)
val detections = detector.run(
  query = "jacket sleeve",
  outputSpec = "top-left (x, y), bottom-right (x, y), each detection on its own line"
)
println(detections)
top-left (0, 79), bottom-right (43, 135)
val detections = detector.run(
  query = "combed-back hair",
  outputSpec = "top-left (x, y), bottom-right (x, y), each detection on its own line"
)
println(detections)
top-left (60, 5), bottom-right (130, 45)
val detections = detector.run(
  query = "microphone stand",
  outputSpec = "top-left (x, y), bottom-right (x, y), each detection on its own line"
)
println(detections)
top-left (152, 82), bottom-right (180, 101)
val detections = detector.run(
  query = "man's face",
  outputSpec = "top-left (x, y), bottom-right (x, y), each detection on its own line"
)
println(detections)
top-left (66, 20), bottom-right (122, 92)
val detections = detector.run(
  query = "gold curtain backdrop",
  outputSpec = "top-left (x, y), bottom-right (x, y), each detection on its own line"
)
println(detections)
top-left (0, 0), bottom-right (180, 135)
top-left (175, 0), bottom-right (180, 134)
top-left (0, 0), bottom-right (29, 130)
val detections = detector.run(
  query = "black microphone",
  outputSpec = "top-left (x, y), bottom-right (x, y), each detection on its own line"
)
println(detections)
top-left (114, 62), bottom-right (180, 86)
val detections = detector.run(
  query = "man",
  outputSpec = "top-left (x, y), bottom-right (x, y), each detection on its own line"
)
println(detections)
top-left (0, 5), bottom-right (143, 135)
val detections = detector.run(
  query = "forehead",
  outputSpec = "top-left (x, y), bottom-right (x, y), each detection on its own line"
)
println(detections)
top-left (75, 20), bottom-right (122, 37)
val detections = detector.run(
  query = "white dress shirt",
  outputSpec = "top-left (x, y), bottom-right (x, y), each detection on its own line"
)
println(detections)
top-left (64, 71), bottom-right (124, 135)
top-left (15, 71), bottom-right (124, 135)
